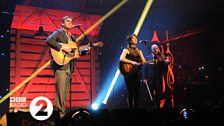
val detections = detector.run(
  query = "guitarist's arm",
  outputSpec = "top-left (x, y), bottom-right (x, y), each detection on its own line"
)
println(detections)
top-left (46, 31), bottom-right (63, 51)
top-left (138, 50), bottom-right (146, 63)
top-left (120, 49), bottom-right (140, 65)
top-left (46, 31), bottom-right (72, 53)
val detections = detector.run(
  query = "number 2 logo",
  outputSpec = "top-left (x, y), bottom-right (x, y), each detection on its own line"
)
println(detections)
top-left (29, 96), bottom-right (53, 121)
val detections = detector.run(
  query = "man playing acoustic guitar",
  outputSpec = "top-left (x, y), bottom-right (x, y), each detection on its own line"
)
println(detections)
top-left (46, 16), bottom-right (92, 118)
top-left (119, 34), bottom-right (146, 108)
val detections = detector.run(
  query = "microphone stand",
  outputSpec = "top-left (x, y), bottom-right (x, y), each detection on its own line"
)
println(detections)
top-left (75, 26), bottom-right (99, 107)
top-left (140, 41), bottom-right (151, 51)
top-left (76, 26), bottom-right (97, 51)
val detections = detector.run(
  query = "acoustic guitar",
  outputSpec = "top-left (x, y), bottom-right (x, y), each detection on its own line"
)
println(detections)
top-left (119, 59), bottom-right (156, 77)
top-left (50, 41), bottom-right (104, 65)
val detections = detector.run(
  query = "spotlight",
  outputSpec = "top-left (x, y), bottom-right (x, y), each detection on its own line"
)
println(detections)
top-left (62, 108), bottom-right (93, 126)
top-left (91, 103), bottom-right (99, 110)
top-left (180, 108), bottom-right (195, 120)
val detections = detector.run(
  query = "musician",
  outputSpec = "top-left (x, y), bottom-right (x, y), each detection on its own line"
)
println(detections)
top-left (46, 16), bottom-right (90, 118)
top-left (143, 44), bottom-right (170, 109)
top-left (120, 34), bottom-right (146, 108)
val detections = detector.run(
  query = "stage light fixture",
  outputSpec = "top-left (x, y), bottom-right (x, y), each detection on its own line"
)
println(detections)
top-left (62, 108), bottom-right (93, 126)
top-left (33, 26), bottom-right (48, 40)
top-left (180, 108), bottom-right (195, 120)
top-left (91, 103), bottom-right (99, 110)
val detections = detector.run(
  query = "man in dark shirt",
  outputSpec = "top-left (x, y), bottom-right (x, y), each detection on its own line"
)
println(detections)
top-left (46, 16), bottom-right (90, 118)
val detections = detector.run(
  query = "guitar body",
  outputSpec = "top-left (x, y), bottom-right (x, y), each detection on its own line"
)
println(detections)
top-left (119, 59), bottom-right (155, 77)
top-left (119, 61), bottom-right (142, 77)
top-left (50, 42), bottom-right (80, 65)
top-left (50, 42), bottom-right (104, 65)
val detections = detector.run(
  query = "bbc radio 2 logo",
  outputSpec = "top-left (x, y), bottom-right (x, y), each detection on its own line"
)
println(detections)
top-left (10, 97), bottom-right (27, 107)
top-left (29, 96), bottom-right (53, 121)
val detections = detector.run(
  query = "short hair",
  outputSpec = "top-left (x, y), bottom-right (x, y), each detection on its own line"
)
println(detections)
top-left (151, 44), bottom-right (159, 50)
top-left (61, 16), bottom-right (73, 23)
top-left (126, 34), bottom-right (137, 43)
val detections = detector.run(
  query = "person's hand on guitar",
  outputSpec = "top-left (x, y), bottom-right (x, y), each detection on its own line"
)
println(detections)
top-left (61, 45), bottom-right (73, 53)
top-left (131, 61), bottom-right (141, 66)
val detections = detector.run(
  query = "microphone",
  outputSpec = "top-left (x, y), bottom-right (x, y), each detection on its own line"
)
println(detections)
top-left (139, 40), bottom-right (149, 43)
top-left (72, 24), bottom-right (82, 28)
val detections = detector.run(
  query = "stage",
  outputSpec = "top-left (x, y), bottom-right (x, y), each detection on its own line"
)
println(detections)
top-left (1, 0), bottom-right (224, 126)
top-left (1, 107), bottom-right (224, 126)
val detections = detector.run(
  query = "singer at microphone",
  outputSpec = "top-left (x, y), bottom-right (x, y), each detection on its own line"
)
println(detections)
top-left (72, 24), bottom-right (82, 28)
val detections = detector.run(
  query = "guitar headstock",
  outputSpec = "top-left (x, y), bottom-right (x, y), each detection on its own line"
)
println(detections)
top-left (93, 41), bottom-right (104, 47)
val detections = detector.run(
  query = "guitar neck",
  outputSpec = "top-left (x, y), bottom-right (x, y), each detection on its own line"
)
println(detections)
top-left (79, 42), bottom-right (101, 50)
top-left (142, 59), bottom-right (156, 64)
top-left (79, 44), bottom-right (90, 50)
